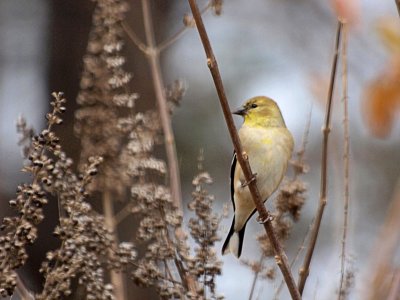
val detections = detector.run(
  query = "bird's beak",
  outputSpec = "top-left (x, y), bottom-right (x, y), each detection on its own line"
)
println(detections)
top-left (232, 107), bottom-right (247, 116)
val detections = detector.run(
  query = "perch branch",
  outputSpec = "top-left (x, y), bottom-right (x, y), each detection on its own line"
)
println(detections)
top-left (187, 0), bottom-right (301, 299)
top-left (297, 20), bottom-right (343, 295)
top-left (396, 0), bottom-right (400, 17)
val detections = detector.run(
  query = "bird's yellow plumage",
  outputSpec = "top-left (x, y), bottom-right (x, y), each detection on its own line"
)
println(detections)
top-left (222, 96), bottom-right (294, 258)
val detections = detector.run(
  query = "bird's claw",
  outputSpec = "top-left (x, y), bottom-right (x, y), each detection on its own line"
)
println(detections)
top-left (257, 215), bottom-right (273, 224)
top-left (241, 173), bottom-right (257, 188)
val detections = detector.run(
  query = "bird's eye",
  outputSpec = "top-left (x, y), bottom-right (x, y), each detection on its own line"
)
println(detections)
top-left (251, 103), bottom-right (258, 108)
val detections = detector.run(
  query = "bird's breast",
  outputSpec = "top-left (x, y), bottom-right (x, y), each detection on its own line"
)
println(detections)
top-left (236, 125), bottom-right (293, 201)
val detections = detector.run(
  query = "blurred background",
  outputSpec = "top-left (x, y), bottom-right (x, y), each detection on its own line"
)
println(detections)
top-left (0, 0), bottom-right (399, 299)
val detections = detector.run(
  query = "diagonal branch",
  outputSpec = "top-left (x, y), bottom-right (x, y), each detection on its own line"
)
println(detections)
top-left (158, 1), bottom-right (212, 52)
top-left (396, 0), bottom-right (400, 17)
top-left (187, 0), bottom-right (301, 299)
top-left (297, 20), bottom-right (343, 295)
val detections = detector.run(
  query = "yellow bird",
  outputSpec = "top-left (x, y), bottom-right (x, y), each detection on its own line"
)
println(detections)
top-left (222, 96), bottom-right (294, 258)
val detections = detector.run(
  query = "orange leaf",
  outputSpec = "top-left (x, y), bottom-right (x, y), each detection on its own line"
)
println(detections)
top-left (331, 0), bottom-right (360, 24)
top-left (363, 59), bottom-right (400, 138)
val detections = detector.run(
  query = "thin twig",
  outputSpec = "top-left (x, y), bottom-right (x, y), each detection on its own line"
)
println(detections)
top-left (138, 2), bottom-right (198, 294)
top-left (157, 204), bottom-right (192, 291)
top-left (142, 0), bottom-right (183, 212)
top-left (294, 105), bottom-right (313, 179)
top-left (396, 0), bottom-right (400, 17)
top-left (187, 1), bottom-right (301, 299)
top-left (248, 255), bottom-right (264, 300)
top-left (123, 2), bottom-right (211, 55)
top-left (297, 20), bottom-right (343, 295)
top-left (338, 22), bottom-right (350, 300)
top-left (274, 105), bottom-right (313, 300)
top-left (121, 21), bottom-right (148, 54)
top-left (15, 274), bottom-right (35, 300)
top-left (103, 190), bottom-right (126, 300)
top-left (274, 222), bottom-right (313, 300)
top-left (163, 259), bottom-right (176, 284)
top-left (114, 203), bottom-right (134, 225)
top-left (158, 2), bottom-right (212, 52)
top-left (273, 104), bottom-right (313, 299)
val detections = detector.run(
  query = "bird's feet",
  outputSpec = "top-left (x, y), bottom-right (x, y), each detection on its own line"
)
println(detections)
top-left (241, 173), bottom-right (257, 188)
top-left (257, 214), bottom-right (273, 224)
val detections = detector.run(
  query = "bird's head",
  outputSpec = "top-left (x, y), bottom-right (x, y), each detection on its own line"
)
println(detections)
top-left (232, 96), bottom-right (286, 127)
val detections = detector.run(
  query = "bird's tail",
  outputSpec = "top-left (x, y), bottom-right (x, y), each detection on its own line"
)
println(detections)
top-left (222, 217), bottom-right (247, 258)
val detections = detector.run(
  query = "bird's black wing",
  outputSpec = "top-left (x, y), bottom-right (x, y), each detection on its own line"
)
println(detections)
top-left (230, 152), bottom-right (237, 210)
top-left (224, 151), bottom-right (257, 257)
top-left (231, 151), bottom-right (258, 224)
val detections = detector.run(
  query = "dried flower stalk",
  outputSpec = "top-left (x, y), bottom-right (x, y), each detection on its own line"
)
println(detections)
top-left (141, 0), bottom-right (183, 212)
top-left (119, 2), bottom-right (226, 297)
top-left (74, 0), bottom-right (137, 298)
top-left (187, 152), bottom-right (223, 299)
top-left (1, 92), bottom-right (137, 299)
top-left (0, 92), bottom-right (66, 297)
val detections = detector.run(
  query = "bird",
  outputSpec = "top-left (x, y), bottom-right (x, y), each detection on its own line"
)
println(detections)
top-left (222, 96), bottom-right (294, 258)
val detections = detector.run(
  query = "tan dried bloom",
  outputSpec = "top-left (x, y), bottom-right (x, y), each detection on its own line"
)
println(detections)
top-left (75, 0), bottom-right (135, 195)
top-left (0, 92), bottom-right (66, 297)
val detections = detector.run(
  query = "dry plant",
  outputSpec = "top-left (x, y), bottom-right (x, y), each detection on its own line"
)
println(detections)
top-left (1, 1), bottom-right (225, 299)
top-left (74, 0), bottom-right (225, 298)
top-left (0, 92), bottom-right (136, 299)
top-left (2, 1), bottom-right (400, 300)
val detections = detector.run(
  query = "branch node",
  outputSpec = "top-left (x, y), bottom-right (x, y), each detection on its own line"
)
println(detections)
top-left (207, 57), bottom-right (215, 68)
top-left (145, 46), bottom-right (158, 58)
top-left (322, 126), bottom-right (331, 134)
top-left (275, 255), bottom-right (283, 266)
top-left (241, 151), bottom-right (249, 160)
top-left (299, 267), bottom-right (309, 277)
top-left (165, 134), bottom-right (174, 145)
